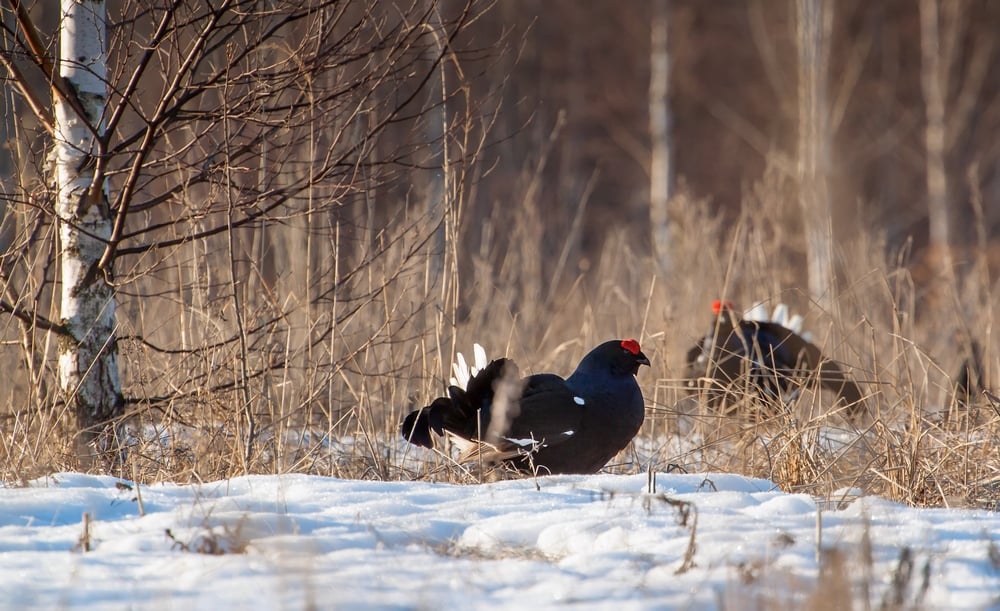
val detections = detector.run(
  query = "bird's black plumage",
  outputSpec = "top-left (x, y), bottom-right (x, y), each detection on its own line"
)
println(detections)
top-left (401, 339), bottom-right (650, 475)
top-left (685, 301), bottom-right (864, 416)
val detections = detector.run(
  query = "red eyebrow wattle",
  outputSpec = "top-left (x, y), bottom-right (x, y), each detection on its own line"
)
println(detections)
top-left (711, 299), bottom-right (734, 315)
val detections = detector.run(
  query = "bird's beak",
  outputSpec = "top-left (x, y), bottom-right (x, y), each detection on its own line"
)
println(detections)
top-left (636, 351), bottom-right (651, 367)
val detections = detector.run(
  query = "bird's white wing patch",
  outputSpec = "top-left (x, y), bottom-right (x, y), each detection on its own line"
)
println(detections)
top-left (504, 437), bottom-right (541, 448)
top-left (573, 397), bottom-right (585, 405)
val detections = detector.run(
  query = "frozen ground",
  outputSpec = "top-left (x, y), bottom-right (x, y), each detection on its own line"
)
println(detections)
top-left (0, 471), bottom-right (998, 609)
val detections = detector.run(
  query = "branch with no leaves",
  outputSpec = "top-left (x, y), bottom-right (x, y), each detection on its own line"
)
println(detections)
top-left (1, 0), bottom-right (97, 136)
top-left (0, 298), bottom-right (69, 337)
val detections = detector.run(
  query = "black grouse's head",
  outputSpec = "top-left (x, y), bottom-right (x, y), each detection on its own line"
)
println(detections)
top-left (576, 338), bottom-right (651, 377)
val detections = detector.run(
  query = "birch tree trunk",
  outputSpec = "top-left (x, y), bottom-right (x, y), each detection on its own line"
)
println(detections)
top-left (54, 0), bottom-right (123, 455)
top-left (796, 0), bottom-right (835, 309)
top-left (649, 0), bottom-right (673, 274)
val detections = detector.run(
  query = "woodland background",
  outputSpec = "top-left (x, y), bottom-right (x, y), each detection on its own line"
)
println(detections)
top-left (0, 1), bottom-right (996, 506)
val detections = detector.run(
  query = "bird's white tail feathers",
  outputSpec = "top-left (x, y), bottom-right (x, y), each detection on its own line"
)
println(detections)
top-left (744, 301), bottom-right (812, 341)
top-left (450, 344), bottom-right (524, 446)
top-left (450, 343), bottom-right (489, 388)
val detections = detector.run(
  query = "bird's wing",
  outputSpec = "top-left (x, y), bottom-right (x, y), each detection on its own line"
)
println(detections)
top-left (507, 374), bottom-right (585, 438)
top-left (454, 370), bottom-right (582, 464)
top-left (478, 374), bottom-right (584, 450)
top-left (739, 322), bottom-right (814, 370)
top-left (400, 357), bottom-right (519, 450)
top-left (752, 322), bottom-right (864, 406)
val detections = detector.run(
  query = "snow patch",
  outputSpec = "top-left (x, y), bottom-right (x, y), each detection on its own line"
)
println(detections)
top-left (0, 471), bottom-right (995, 609)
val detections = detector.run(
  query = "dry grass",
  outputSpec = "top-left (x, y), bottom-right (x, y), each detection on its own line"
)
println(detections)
top-left (1, 157), bottom-right (997, 511)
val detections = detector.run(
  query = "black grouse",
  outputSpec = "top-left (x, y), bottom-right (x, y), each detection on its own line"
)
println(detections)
top-left (685, 300), bottom-right (864, 415)
top-left (401, 339), bottom-right (650, 474)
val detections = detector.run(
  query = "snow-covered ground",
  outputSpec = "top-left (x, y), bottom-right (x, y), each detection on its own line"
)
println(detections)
top-left (1, 472), bottom-right (998, 609)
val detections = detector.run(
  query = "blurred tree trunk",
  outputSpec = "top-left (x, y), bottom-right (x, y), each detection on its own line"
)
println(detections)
top-left (53, 0), bottom-right (124, 457)
top-left (649, 0), bottom-right (673, 274)
top-left (795, 0), bottom-right (835, 309)
top-left (918, 0), bottom-right (954, 290)
top-left (423, 2), bottom-right (454, 361)
top-left (425, 4), bottom-right (448, 302)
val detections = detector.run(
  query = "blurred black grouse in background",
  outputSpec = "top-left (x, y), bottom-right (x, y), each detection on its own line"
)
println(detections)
top-left (685, 300), bottom-right (864, 416)
top-left (401, 339), bottom-right (650, 474)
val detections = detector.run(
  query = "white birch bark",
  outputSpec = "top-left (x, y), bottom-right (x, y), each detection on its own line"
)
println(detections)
top-left (649, 0), bottom-right (673, 274)
top-left (54, 0), bottom-right (123, 451)
top-left (796, 0), bottom-right (835, 309)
